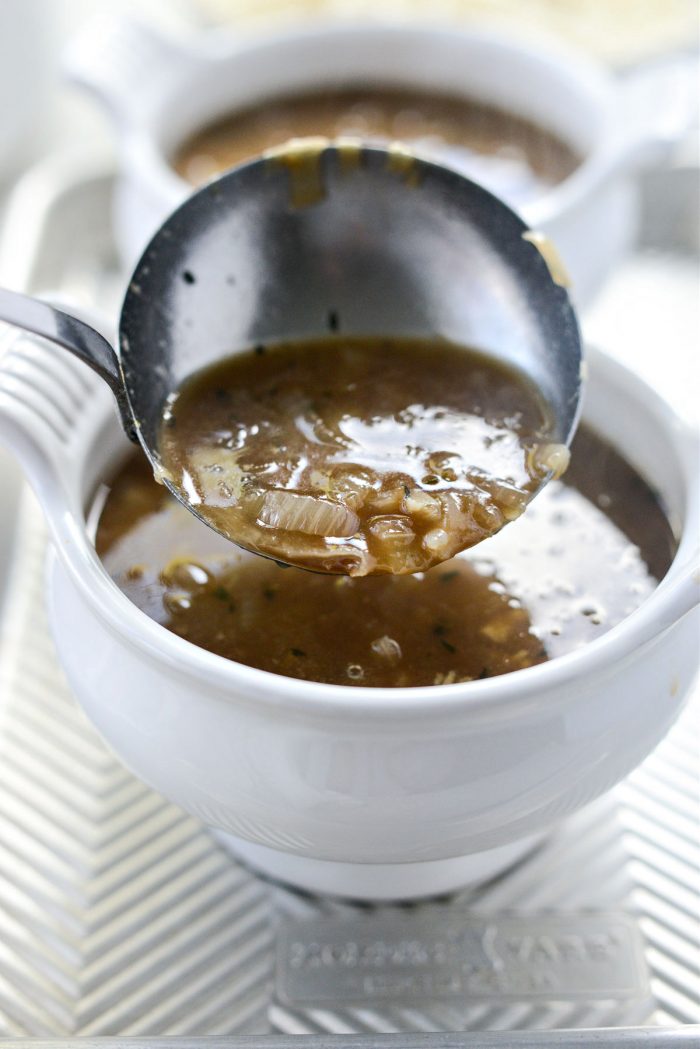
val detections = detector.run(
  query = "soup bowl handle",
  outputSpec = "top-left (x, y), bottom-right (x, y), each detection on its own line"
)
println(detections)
top-left (542, 53), bottom-right (700, 230)
top-left (601, 54), bottom-right (700, 180)
top-left (0, 301), bottom-right (117, 533)
top-left (63, 14), bottom-right (202, 128)
top-left (652, 556), bottom-right (700, 635)
top-left (634, 416), bottom-right (700, 642)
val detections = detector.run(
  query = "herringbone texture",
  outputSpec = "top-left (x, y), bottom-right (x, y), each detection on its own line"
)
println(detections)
top-left (0, 490), bottom-right (697, 1037)
top-left (0, 494), bottom-right (274, 1038)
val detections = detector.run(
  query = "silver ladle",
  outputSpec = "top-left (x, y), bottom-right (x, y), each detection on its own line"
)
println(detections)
top-left (0, 141), bottom-right (582, 555)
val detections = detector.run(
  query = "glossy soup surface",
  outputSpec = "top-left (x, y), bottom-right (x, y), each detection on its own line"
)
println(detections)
top-left (96, 426), bottom-right (675, 688)
top-left (173, 87), bottom-right (579, 209)
top-left (157, 337), bottom-right (564, 577)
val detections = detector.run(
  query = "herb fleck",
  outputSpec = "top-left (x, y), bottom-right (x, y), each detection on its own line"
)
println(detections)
top-left (263, 587), bottom-right (277, 601)
top-left (182, 270), bottom-right (196, 284)
top-left (478, 667), bottom-right (491, 679)
top-left (214, 586), bottom-right (230, 601)
top-left (291, 647), bottom-right (307, 658)
top-left (254, 344), bottom-right (266, 356)
top-left (327, 309), bottom-right (339, 332)
top-left (440, 570), bottom-right (458, 583)
top-left (440, 638), bottom-right (457, 653)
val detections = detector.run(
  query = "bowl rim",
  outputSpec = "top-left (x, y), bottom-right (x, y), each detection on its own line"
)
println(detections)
top-left (51, 346), bottom-right (700, 721)
top-left (119, 19), bottom-right (614, 220)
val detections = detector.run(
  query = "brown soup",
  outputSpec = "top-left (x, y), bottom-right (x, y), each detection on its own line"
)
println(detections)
top-left (173, 87), bottom-right (579, 209)
top-left (95, 425), bottom-right (675, 688)
top-left (157, 337), bottom-right (567, 576)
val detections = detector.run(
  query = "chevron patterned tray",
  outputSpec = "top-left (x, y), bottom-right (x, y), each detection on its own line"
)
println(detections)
top-left (0, 152), bottom-right (697, 1044)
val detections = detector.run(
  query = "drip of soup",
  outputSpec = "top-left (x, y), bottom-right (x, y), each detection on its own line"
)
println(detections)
top-left (157, 337), bottom-right (566, 576)
top-left (173, 87), bottom-right (579, 209)
top-left (95, 425), bottom-right (675, 688)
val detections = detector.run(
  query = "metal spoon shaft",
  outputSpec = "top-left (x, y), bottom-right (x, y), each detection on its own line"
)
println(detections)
top-left (0, 287), bottom-right (132, 433)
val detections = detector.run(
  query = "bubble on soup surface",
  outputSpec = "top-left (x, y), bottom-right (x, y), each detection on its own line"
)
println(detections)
top-left (162, 559), bottom-right (210, 589)
top-left (164, 591), bottom-right (193, 614)
top-left (370, 636), bottom-right (402, 664)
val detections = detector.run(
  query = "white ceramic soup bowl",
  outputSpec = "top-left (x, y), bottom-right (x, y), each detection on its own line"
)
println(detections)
top-left (0, 323), bottom-right (698, 900)
top-left (65, 16), bottom-right (691, 305)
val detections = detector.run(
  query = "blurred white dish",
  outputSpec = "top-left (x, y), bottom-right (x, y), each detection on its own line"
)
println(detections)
top-left (0, 1), bottom-right (52, 178)
top-left (65, 16), bottom-right (693, 303)
top-left (0, 324), bottom-right (697, 899)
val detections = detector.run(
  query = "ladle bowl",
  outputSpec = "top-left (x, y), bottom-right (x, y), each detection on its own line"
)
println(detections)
top-left (0, 141), bottom-right (581, 564)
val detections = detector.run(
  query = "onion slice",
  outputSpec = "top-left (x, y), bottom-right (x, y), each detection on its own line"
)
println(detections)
top-left (257, 491), bottom-right (360, 537)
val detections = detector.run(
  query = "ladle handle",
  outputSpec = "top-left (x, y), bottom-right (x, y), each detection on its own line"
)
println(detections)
top-left (0, 287), bottom-right (134, 436)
